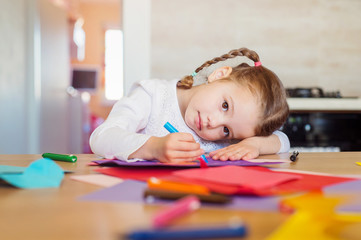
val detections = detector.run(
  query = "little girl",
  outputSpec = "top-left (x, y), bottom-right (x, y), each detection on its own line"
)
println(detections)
top-left (90, 47), bottom-right (290, 163)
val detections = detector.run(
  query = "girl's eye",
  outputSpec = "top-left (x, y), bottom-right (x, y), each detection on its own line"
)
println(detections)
top-left (223, 126), bottom-right (230, 137)
top-left (222, 101), bottom-right (228, 111)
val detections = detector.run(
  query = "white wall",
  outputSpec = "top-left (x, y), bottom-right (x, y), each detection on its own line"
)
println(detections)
top-left (123, 0), bottom-right (151, 95)
top-left (38, 0), bottom-right (70, 153)
top-left (0, 0), bottom-right (28, 154)
top-left (150, 0), bottom-right (361, 97)
top-left (0, 0), bottom-right (72, 154)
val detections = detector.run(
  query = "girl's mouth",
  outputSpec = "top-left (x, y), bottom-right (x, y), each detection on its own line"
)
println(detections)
top-left (197, 112), bottom-right (202, 131)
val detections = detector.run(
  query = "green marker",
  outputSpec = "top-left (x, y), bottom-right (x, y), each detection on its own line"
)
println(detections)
top-left (42, 153), bottom-right (77, 163)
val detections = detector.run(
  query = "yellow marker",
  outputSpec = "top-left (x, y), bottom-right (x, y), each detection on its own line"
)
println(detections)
top-left (356, 162), bottom-right (361, 166)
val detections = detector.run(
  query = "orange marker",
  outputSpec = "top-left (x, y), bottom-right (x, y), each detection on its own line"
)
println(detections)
top-left (147, 177), bottom-right (210, 195)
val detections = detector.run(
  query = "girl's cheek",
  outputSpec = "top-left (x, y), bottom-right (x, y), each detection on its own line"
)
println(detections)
top-left (205, 130), bottom-right (222, 141)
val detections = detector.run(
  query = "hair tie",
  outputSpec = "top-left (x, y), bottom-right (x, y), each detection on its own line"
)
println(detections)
top-left (191, 71), bottom-right (197, 77)
top-left (254, 61), bottom-right (262, 67)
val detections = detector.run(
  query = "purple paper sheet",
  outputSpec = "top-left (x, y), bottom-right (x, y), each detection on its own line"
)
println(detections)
top-left (323, 179), bottom-right (361, 212)
top-left (93, 158), bottom-right (283, 168)
top-left (323, 179), bottom-right (361, 194)
top-left (79, 180), bottom-right (281, 212)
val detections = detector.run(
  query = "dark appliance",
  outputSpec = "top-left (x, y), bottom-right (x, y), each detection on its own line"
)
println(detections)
top-left (283, 88), bottom-right (361, 151)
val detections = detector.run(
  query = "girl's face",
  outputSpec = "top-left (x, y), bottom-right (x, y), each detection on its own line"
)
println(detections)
top-left (181, 80), bottom-right (261, 141)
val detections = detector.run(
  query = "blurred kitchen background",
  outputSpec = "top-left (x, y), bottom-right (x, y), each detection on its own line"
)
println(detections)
top-left (1, 0), bottom-right (361, 154)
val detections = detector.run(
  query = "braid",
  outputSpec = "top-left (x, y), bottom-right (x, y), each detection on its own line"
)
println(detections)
top-left (177, 47), bottom-right (260, 89)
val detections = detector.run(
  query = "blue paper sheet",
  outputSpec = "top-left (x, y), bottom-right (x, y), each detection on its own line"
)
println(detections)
top-left (0, 165), bottom-right (26, 174)
top-left (0, 158), bottom-right (64, 188)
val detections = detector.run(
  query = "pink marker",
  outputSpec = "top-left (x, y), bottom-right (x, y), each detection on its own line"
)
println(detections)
top-left (152, 195), bottom-right (201, 229)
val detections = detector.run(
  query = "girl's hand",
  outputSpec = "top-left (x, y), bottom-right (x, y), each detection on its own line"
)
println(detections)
top-left (131, 133), bottom-right (205, 163)
top-left (152, 133), bottom-right (205, 163)
top-left (209, 138), bottom-right (261, 161)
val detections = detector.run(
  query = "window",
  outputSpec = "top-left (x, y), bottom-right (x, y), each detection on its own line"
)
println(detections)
top-left (104, 29), bottom-right (123, 100)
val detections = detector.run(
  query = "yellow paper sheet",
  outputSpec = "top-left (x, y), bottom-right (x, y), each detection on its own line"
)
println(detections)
top-left (267, 192), bottom-right (361, 240)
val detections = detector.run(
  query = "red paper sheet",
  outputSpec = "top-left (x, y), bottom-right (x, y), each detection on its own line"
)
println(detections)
top-left (267, 172), bottom-right (355, 195)
top-left (95, 166), bottom-right (356, 196)
top-left (171, 166), bottom-right (355, 196)
top-left (173, 166), bottom-right (301, 189)
top-left (94, 167), bottom-right (179, 181)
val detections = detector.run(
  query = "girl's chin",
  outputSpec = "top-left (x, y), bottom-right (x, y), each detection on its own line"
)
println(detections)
top-left (188, 126), bottom-right (203, 139)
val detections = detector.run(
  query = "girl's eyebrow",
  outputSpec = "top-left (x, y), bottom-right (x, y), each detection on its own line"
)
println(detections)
top-left (229, 96), bottom-right (235, 139)
top-left (229, 96), bottom-right (234, 116)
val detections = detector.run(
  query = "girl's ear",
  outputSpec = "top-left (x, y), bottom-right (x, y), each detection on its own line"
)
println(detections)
top-left (207, 66), bottom-right (233, 83)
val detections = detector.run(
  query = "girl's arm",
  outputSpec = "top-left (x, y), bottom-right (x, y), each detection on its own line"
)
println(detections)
top-left (90, 80), bottom-right (205, 162)
top-left (208, 131), bottom-right (290, 161)
top-left (89, 83), bottom-right (153, 161)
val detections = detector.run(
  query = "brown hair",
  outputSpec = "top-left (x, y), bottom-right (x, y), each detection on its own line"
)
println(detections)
top-left (177, 47), bottom-right (289, 137)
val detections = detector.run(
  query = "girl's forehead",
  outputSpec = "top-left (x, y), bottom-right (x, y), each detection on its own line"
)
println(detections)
top-left (221, 80), bottom-right (254, 96)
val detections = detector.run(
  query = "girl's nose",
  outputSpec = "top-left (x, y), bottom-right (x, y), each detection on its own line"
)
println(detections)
top-left (207, 115), bottom-right (221, 129)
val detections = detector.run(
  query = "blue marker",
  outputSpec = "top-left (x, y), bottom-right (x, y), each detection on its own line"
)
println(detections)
top-left (164, 122), bottom-right (179, 133)
top-left (164, 122), bottom-right (208, 163)
top-left (126, 224), bottom-right (247, 240)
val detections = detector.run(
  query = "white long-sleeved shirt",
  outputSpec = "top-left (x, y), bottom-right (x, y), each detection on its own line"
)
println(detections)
top-left (89, 79), bottom-right (290, 161)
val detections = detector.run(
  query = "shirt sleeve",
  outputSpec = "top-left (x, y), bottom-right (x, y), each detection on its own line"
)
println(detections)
top-left (273, 130), bottom-right (290, 153)
top-left (89, 82), bottom-right (153, 161)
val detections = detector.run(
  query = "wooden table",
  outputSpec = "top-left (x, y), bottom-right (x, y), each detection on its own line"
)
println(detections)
top-left (1, 152), bottom-right (361, 240)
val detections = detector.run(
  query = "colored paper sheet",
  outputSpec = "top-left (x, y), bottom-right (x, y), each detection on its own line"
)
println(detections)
top-left (267, 193), bottom-right (361, 240)
top-left (281, 192), bottom-right (345, 213)
top-left (168, 166), bottom-right (355, 196)
top-left (0, 158), bottom-right (64, 188)
top-left (79, 180), bottom-right (147, 203)
top-left (323, 179), bottom-right (361, 212)
top-left (267, 210), bottom-right (341, 240)
top-left (267, 171), bottom-right (355, 195)
top-left (70, 174), bottom-right (123, 187)
top-left (161, 175), bottom-right (248, 195)
top-left (0, 165), bottom-right (26, 174)
top-left (268, 210), bottom-right (361, 240)
top-left (94, 167), bottom-right (180, 181)
top-left (92, 158), bottom-right (285, 168)
top-left (173, 166), bottom-right (302, 190)
top-left (243, 158), bottom-right (291, 163)
top-left (323, 179), bottom-right (361, 194)
top-left (79, 180), bottom-right (281, 211)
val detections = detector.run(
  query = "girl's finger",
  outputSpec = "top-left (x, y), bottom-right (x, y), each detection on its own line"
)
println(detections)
top-left (214, 148), bottom-right (247, 161)
top-left (170, 156), bottom-right (201, 164)
top-left (173, 132), bottom-right (197, 142)
top-left (170, 149), bottom-right (205, 159)
top-left (229, 151), bottom-right (249, 161)
top-left (172, 141), bottom-right (201, 151)
top-left (242, 151), bottom-right (258, 160)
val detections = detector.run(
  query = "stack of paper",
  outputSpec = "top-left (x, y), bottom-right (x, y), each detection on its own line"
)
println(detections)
top-left (165, 166), bottom-right (354, 196)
